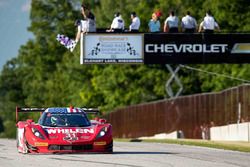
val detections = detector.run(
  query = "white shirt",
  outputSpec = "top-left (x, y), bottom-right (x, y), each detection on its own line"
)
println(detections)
top-left (129, 17), bottom-right (140, 30)
top-left (78, 19), bottom-right (96, 33)
top-left (181, 15), bottom-right (197, 29)
top-left (78, 20), bottom-right (88, 33)
top-left (165, 16), bottom-right (179, 28)
top-left (200, 15), bottom-right (219, 30)
top-left (111, 16), bottom-right (125, 30)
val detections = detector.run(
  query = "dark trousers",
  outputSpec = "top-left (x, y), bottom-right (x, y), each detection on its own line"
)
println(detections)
top-left (169, 27), bottom-right (178, 33)
top-left (184, 28), bottom-right (195, 33)
top-left (130, 29), bottom-right (139, 33)
top-left (204, 29), bottom-right (214, 33)
top-left (113, 29), bottom-right (123, 33)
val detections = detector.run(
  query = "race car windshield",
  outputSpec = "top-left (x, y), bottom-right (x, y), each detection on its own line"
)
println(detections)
top-left (41, 113), bottom-right (91, 127)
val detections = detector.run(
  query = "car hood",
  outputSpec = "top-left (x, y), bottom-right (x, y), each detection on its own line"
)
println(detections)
top-left (43, 126), bottom-right (96, 142)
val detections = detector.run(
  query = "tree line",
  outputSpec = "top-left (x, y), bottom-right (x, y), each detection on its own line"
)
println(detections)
top-left (0, 0), bottom-right (250, 138)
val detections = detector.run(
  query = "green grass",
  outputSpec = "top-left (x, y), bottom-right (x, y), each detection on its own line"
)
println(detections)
top-left (114, 138), bottom-right (250, 153)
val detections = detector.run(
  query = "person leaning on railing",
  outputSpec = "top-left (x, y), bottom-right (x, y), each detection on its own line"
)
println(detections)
top-left (164, 10), bottom-right (179, 33)
top-left (148, 12), bottom-right (161, 32)
top-left (181, 11), bottom-right (197, 33)
top-left (129, 12), bottom-right (141, 33)
top-left (198, 10), bottom-right (220, 33)
top-left (106, 12), bottom-right (125, 33)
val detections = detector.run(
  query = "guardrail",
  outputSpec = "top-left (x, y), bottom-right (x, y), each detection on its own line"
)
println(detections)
top-left (210, 122), bottom-right (250, 142)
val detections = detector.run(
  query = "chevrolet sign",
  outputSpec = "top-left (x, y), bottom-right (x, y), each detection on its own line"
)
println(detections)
top-left (231, 43), bottom-right (250, 54)
top-left (144, 33), bottom-right (250, 64)
top-left (145, 44), bottom-right (228, 53)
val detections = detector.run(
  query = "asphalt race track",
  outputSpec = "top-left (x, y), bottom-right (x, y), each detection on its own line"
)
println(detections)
top-left (0, 139), bottom-right (249, 167)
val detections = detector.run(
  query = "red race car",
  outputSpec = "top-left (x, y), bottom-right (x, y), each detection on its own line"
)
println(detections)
top-left (16, 106), bottom-right (113, 154)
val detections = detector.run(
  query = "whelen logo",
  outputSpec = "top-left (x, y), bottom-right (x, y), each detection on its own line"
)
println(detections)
top-left (46, 128), bottom-right (94, 134)
top-left (231, 43), bottom-right (250, 54)
top-left (145, 44), bottom-right (228, 53)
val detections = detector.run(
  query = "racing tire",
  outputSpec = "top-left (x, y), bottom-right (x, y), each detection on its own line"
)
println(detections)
top-left (106, 140), bottom-right (113, 153)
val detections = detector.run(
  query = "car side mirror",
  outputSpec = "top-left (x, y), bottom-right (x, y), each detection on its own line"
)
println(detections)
top-left (99, 119), bottom-right (106, 124)
top-left (26, 119), bottom-right (34, 124)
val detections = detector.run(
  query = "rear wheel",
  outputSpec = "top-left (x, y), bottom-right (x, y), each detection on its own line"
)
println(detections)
top-left (16, 128), bottom-right (28, 153)
top-left (16, 129), bottom-right (23, 153)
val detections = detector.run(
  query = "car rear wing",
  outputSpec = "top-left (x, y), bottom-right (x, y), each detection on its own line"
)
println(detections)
top-left (16, 106), bottom-right (47, 123)
top-left (81, 108), bottom-right (101, 115)
top-left (16, 106), bottom-right (101, 122)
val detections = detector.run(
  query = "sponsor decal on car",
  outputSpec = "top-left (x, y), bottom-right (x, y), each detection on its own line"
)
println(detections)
top-left (34, 142), bottom-right (48, 146)
top-left (94, 141), bottom-right (107, 146)
top-left (63, 132), bottom-right (78, 141)
top-left (46, 128), bottom-right (94, 134)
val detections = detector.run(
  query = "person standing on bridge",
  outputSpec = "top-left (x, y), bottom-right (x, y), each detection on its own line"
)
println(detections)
top-left (181, 11), bottom-right (197, 33)
top-left (129, 12), bottom-right (140, 32)
top-left (164, 10), bottom-right (179, 33)
top-left (75, 3), bottom-right (96, 43)
top-left (148, 12), bottom-right (161, 32)
top-left (198, 10), bottom-right (220, 33)
top-left (106, 12), bottom-right (125, 33)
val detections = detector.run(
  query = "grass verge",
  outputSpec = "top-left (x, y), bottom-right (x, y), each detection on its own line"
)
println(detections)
top-left (114, 138), bottom-right (250, 153)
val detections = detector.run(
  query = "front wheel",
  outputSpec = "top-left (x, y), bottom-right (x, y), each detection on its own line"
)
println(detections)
top-left (106, 140), bottom-right (113, 153)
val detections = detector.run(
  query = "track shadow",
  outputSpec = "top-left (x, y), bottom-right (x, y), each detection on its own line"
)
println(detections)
top-left (27, 151), bottom-right (178, 155)
top-left (49, 152), bottom-right (178, 167)
top-left (113, 151), bottom-right (178, 155)
top-left (129, 139), bottom-right (143, 142)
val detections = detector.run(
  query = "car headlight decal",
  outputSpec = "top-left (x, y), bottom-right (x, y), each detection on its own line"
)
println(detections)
top-left (99, 131), bottom-right (105, 137)
top-left (96, 127), bottom-right (108, 139)
top-left (31, 127), bottom-right (45, 140)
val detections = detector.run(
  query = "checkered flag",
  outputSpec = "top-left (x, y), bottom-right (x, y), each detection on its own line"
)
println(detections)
top-left (66, 40), bottom-right (77, 52)
top-left (56, 34), bottom-right (77, 52)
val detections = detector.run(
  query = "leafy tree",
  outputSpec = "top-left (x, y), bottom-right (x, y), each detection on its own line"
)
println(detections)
top-left (0, 0), bottom-right (79, 137)
top-left (202, 0), bottom-right (250, 32)
top-left (0, 117), bottom-right (4, 133)
top-left (80, 65), bottom-right (169, 112)
top-left (0, 59), bottom-right (26, 138)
